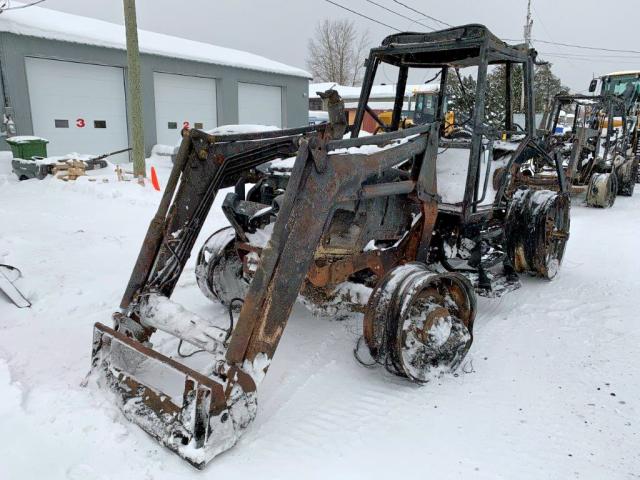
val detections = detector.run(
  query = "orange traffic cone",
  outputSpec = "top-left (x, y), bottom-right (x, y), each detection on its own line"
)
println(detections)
top-left (150, 166), bottom-right (161, 191)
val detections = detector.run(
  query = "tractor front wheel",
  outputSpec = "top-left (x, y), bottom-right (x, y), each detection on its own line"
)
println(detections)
top-left (195, 227), bottom-right (249, 307)
top-left (363, 263), bottom-right (476, 383)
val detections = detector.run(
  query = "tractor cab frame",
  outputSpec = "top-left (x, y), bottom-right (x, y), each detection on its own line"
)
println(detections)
top-left (352, 24), bottom-right (541, 221)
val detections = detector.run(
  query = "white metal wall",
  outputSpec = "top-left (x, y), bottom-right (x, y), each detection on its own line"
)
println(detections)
top-left (25, 57), bottom-right (129, 161)
top-left (153, 72), bottom-right (217, 146)
top-left (238, 82), bottom-right (283, 127)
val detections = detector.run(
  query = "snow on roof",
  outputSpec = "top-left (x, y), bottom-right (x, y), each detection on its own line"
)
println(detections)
top-left (412, 84), bottom-right (439, 94)
top-left (309, 110), bottom-right (329, 118)
top-left (6, 135), bottom-right (48, 144)
top-left (0, 3), bottom-right (311, 79)
top-left (602, 70), bottom-right (640, 78)
top-left (310, 82), bottom-right (439, 100)
top-left (344, 101), bottom-right (410, 111)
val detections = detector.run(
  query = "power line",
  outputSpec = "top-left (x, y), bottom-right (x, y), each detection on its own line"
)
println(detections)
top-left (323, 0), bottom-right (401, 31)
top-left (0, 0), bottom-right (46, 12)
top-left (328, 0), bottom-right (640, 58)
top-left (532, 38), bottom-right (640, 55)
top-left (391, 0), bottom-right (452, 28)
top-left (502, 35), bottom-right (640, 57)
top-left (540, 51), bottom-right (640, 60)
top-left (364, 0), bottom-right (435, 31)
top-left (540, 54), bottom-right (640, 66)
top-left (529, 3), bottom-right (581, 73)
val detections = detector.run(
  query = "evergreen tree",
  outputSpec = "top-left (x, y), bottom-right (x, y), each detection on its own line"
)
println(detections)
top-left (443, 63), bottom-right (568, 131)
top-left (534, 63), bottom-right (570, 114)
top-left (446, 71), bottom-right (476, 127)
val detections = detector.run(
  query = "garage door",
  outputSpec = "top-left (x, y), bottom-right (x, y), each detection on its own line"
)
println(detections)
top-left (25, 58), bottom-right (129, 162)
top-left (238, 83), bottom-right (282, 127)
top-left (153, 72), bottom-right (217, 146)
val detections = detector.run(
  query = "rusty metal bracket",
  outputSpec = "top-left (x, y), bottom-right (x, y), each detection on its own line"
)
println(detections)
top-left (309, 137), bottom-right (329, 173)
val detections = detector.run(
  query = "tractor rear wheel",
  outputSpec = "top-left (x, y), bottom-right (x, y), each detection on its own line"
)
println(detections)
top-left (363, 263), bottom-right (476, 383)
top-left (505, 188), bottom-right (570, 279)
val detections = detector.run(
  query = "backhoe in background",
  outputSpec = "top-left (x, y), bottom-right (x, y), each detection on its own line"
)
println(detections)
top-left (519, 92), bottom-right (638, 207)
top-left (590, 70), bottom-right (640, 185)
top-left (90, 24), bottom-right (570, 468)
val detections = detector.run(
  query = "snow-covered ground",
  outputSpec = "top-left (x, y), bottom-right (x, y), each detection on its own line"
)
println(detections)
top-left (0, 152), bottom-right (638, 479)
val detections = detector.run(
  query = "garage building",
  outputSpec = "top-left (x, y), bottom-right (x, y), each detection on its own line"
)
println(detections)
top-left (0, 4), bottom-right (310, 161)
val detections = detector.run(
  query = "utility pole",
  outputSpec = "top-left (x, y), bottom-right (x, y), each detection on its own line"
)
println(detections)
top-left (123, 0), bottom-right (145, 181)
top-left (521, 0), bottom-right (533, 112)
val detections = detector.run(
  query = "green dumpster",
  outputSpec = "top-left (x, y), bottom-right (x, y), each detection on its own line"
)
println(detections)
top-left (6, 136), bottom-right (49, 160)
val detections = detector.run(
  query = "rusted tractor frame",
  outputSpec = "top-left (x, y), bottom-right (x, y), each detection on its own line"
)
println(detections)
top-left (350, 24), bottom-right (569, 281)
top-left (93, 121), bottom-right (444, 467)
top-left (92, 24), bottom-right (572, 468)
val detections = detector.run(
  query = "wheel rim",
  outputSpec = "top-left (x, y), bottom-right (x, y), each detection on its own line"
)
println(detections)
top-left (395, 274), bottom-right (474, 383)
top-left (507, 189), bottom-right (570, 279)
top-left (195, 227), bottom-right (248, 305)
top-left (364, 265), bottom-right (476, 383)
top-left (363, 263), bottom-right (426, 359)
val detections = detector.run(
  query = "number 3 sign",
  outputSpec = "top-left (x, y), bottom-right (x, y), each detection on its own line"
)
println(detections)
top-left (76, 118), bottom-right (86, 128)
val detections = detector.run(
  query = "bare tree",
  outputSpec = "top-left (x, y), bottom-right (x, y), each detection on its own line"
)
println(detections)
top-left (307, 19), bottom-right (369, 86)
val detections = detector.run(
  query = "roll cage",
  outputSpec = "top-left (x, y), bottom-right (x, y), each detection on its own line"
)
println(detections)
top-left (350, 24), bottom-right (538, 221)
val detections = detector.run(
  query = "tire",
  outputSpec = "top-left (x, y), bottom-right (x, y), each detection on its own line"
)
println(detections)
top-left (363, 263), bottom-right (476, 383)
top-left (585, 172), bottom-right (617, 208)
top-left (505, 188), bottom-right (570, 279)
top-left (616, 156), bottom-right (639, 196)
top-left (195, 227), bottom-right (249, 306)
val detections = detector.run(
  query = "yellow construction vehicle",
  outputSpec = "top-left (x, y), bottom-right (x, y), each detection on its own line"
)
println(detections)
top-left (375, 85), bottom-right (454, 136)
top-left (589, 70), bottom-right (640, 128)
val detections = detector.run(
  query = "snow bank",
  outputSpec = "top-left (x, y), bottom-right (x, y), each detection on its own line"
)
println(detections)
top-left (151, 144), bottom-right (177, 157)
top-left (207, 124), bottom-right (280, 135)
top-left (0, 4), bottom-right (310, 78)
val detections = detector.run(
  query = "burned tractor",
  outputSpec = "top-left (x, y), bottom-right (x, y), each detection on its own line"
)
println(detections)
top-left (521, 93), bottom-right (639, 207)
top-left (90, 25), bottom-right (570, 468)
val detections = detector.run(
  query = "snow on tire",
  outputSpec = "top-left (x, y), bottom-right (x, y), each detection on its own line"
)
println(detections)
top-left (363, 263), bottom-right (476, 383)
top-left (195, 227), bottom-right (249, 307)
top-left (505, 188), bottom-right (570, 280)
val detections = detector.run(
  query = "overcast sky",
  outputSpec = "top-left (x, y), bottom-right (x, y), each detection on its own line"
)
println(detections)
top-left (40, 0), bottom-right (639, 92)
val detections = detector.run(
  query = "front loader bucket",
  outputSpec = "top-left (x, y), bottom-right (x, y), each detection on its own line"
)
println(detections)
top-left (91, 323), bottom-right (256, 469)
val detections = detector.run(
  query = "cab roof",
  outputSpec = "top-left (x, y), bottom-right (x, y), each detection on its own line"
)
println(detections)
top-left (372, 24), bottom-right (534, 68)
top-left (602, 70), bottom-right (640, 79)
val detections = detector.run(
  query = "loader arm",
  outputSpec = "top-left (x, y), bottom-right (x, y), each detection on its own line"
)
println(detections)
top-left (119, 125), bottom-right (324, 314)
top-left (226, 124), bottom-right (438, 366)
top-left (92, 122), bottom-right (439, 468)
